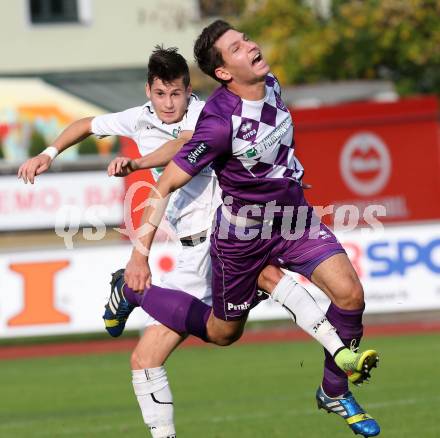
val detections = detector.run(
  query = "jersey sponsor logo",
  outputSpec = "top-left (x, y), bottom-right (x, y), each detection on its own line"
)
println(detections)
top-left (239, 121), bottom-right (258, 141)
top-left (186, 142), bottom-right (210, 165)
top-left (245, 147), bottom-right (258, 158)
top-left (237, 117), bottom-right (291, 159)
top-left (227, 301), bottom-right (251, 311)
top-left (240, 121), bottom-right (253, 133)
top-left (242, 129), bottom-right (257, 141)
top-left (340, 132), bottom-right (391, 196)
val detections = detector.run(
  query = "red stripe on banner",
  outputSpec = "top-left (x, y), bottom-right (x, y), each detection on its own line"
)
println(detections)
top-left (1, 320), bottom-right (440, 360)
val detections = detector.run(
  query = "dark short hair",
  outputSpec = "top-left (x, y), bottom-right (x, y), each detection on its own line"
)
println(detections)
top-left (147, 46), bottom-right (190, 88)
top-left (194, 20), bottom-right (234, 84)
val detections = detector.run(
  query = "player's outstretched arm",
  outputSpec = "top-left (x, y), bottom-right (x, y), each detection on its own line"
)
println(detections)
top-left (18, 117), bottom-right (94, 184)
top-left (107, 130), bottom-right (193, 177)
top-left (125, 162), bottom-right (193, 291)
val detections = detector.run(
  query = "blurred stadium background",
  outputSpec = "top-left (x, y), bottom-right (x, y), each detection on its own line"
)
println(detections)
top-left (0, 0), bottom-right (439, 436)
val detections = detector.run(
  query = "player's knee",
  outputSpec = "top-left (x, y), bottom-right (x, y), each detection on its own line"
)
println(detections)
top-left (131, 348), bottom-right (163, 369)
top-left (258, 265), bottom-right (284, 293)
top-left (209, 326), bottom-right (243, 346)
top-left (333, 276), bottom-right (364, 310)
top-left (130, 349), bottom-right (144, 369)
top-left (211, 333), bottom-right (240, 346)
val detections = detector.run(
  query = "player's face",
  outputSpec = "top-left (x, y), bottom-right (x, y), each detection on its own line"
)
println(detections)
top-left (214, 30), bottom-right (270, 85)
top-left (146, 77), bottom-right (192, 124)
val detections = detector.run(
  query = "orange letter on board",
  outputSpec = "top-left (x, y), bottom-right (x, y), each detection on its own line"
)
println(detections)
top-left (8, 261), bottom-right (70, 326)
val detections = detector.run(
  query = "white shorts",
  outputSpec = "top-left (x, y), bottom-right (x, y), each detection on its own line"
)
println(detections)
top-left (144, 237), bottom-right (212, 327)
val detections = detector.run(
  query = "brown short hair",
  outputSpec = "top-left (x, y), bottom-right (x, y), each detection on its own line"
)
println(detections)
top-left (194, 20), bottom-right (234, 84)
top-left (147, 45), bottom-right (190, 88)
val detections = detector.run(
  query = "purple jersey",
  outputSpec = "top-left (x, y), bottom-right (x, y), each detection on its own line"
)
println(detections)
top-left (173, 74), bottom-right (306, 217)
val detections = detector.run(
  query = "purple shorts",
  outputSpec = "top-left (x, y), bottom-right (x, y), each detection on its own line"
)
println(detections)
top-left (210, 209), bottom-right (346, 321)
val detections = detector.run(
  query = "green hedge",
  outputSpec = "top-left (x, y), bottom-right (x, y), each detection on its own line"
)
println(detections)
top-left (78, 136), bottom-right (99, 155)
top-left (28, 130), bottom-right (47, 157)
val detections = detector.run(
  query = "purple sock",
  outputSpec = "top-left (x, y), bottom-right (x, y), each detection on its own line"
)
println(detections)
top-left (123, 283), bottom-right (211, 342)
top-left (121, 281), bottom-right (143, 306)
top-left (322, 302), bottom-right (364, 397)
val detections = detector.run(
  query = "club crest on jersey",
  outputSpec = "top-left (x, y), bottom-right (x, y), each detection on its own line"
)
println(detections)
top-left (186, 142), bottom-right (209, 165)
top-left (172, 127), bottom-right (182, 138)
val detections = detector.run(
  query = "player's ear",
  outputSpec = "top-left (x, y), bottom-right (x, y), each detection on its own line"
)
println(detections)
top-left (185, 84), bottom-right (193, 98)
top-left (145, 82), bottom-right (151, 99)
top-left (214, 66), bottom-right (231, 83)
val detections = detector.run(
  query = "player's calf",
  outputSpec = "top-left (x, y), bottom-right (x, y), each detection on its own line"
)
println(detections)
top-left (133, 366), bottom-right (176, 438)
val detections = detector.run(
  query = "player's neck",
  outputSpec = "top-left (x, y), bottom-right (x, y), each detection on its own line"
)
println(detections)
top-left (227, 79), bottom-right (266, 101)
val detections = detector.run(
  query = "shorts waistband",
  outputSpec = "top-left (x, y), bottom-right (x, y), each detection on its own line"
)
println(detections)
top-left (180, 230), bottom-right (207, 247)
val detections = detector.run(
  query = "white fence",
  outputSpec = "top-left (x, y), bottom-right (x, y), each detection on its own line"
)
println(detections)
top-left (1, 222), bottom-right (439, 338)
top-left (0, 171), bottom-right (124, 230)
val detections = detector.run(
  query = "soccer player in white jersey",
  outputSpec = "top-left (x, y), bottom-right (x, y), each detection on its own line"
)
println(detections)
top-left (119, 22), bottom-right (381, 437)
top-left (19, 46), bottom-right (376, 438)
top-left (18, 47), bottom-right (213, 438)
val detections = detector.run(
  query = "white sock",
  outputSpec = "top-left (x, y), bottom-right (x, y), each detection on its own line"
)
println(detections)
top-left (271, 275), bottom-right (345, 356)
top-left (132, 367), bottom-right (176, 438)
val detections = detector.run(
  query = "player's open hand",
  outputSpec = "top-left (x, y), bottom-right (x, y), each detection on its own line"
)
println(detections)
top-left (108, 156), bottom-right (138, 177)
top-left (125, 252), bottom-right (152, 292)
top-left (17, 154), bottom-right (52, 184)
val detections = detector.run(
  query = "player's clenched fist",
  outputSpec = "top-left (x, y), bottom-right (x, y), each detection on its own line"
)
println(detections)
top-left (125, 252), bottom-right (152, 292)
top-left (17, 154), bottom-right (52, 184)
top-left (107, 156), bottom-right (139, 177)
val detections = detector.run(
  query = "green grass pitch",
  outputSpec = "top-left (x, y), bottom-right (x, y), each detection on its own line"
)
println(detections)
top-left (0, 333), bottom-right (439, 437)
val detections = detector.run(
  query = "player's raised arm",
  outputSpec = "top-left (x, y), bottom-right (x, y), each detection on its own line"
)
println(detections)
top-left (124, 110), bottom-right (230, 290)
top-left (18, 117), bottom-right (94, 184)
top-left (124, 161), bottom-right (193, 290)
top-left (108, 130), bottom-right (193, 177)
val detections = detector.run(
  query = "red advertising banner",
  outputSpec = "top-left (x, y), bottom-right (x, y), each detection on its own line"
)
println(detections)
top-left (120, 136), bottom-right (155, 231)
top-left (293, 96), bottom-right (440, 224)
top-left (121, 97), bottom-right (440, 229)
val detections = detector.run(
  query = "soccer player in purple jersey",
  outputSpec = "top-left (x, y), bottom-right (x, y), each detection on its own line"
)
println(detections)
top-left (118, 20), bottom-right (381, 437)
top-left (18, 47), bottom-right (367, 438)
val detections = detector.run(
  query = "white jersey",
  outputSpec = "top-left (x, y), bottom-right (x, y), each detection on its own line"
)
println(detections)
top-left (91, 95), bottom-right (221, 237)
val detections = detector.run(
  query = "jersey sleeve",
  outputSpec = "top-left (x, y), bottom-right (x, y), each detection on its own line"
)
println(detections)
top-left (172, 112), bottom-right (231, 176)
top-left (91, 106), bottom-right (142, 138)
top-left (182, 99), bottom-right (205, 131)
